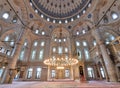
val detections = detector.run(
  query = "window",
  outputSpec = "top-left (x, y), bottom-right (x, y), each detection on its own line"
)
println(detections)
top-left (105, 33), bottom-right (115, 44)
top-left (6, 50), bottom-right (11, 56)
top-left (109, 35), bottom-right (115, 41)
top-left (27, 68), bottom-right (33, 79)
top-left (93, 40), bottom-right (97, 46)
top-left (76, 31), bottom-right (79, 35)
top-left (41, 41), bottom-right (45, 46)
top-left (34, 41), bottom-right (38, 46)
top-left (77, 50), bottom-right (82, 60)
top-left (2, 12), bottom-right (9, 19)
top-left (87, 67), bottom-right (94, 78)
top-left (82, 30), bottom-right (86, 34)
top-left (53, 47), bottom-right (56, 52)
top-left (54, 38), bottom-right (57, 42)
top-left (10, 40), bottom-right (14, 46)
top-left (31, 50), bottom-right (36, 59)
top-left (83, 41), bottom-right (87, 46)
top-left (15, 72), bottom-right (20, 79)
top-left (63, 38), bottom-right (66, 42)
top-left (4, 36), bottom-right (9, 41)
top-left (76, 41), bottom-right (80, 46)
top-left (42, 31), bottom-right (45, 35)
top-left (105, 39), bottom-right (110, 45)
top-left (106, 41), bottom-right (110, 44)
top-left (0, 47), bottom-right (5, 53)
top-left (65, 47), bottom-right (68, 53)
top-left (35, 30), bottom-right (39, 34)
top-left (65, 70), bottom-right (70, 78)
top-left (111, 12), bottom-right (118, 20)
top-left (84, 48), bottom-right (89, 60)
top-left (36, 68), bottom-right (42, 79)
top-left (39, 49), bottom-right (44, 60)
top-left (59, 39), bottom-right (62, 42)
top-left (100, 68), bottom-right (105, 78)
top-left (51, 70), bottom-right (56, 78)
top-left (12, 16), bottom-right (17, 23)
top-left (0, 69), bottom-right (3, 77)
top-left (24, 42), bottom-right (27, 46)
top-left (19, 50), bottom-right (25, 60)
top-left (58, 46), bottom-right (62, 54)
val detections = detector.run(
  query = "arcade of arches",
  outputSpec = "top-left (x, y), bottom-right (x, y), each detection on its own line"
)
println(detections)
top-left (0, 0), bottom-right (120, 88)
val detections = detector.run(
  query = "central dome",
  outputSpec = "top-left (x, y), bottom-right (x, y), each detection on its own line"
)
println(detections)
top-left (30, 0), bottom-right (92, 23)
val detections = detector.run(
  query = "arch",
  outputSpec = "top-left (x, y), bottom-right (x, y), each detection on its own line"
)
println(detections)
top-left (0, 29), bottom-right (16, 41)
top-left (72, 20), bottom-right (93, 36)
top-left (100, 27), bottom-right (119, 37)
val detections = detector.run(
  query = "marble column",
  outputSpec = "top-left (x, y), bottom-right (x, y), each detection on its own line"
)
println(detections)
top-left (32, 67), bottom-right (36, 80)
top-left (1, 27), bottom-right (31, 83)
top-left (47, 66), bottom-right (50, 81)
top-left (96, 64), bottom-right (102, 80)
top-left (83, 63), bottom-right (87, 81)
top-left (70, 66), bottom-right (74, 80)
top-left (22, 67), bottom-right (27, 80)
top-left (92, 28), bottom-right (117, 82)
top-left (74, 65), bottom-right (80, 81)
top-left (1, 38), bottom-right (24, 83)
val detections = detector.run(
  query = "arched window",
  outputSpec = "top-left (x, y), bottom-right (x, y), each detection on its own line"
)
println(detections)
top-left (111, 12), bottom-right (119, 20)
top-left (104, 32), bottom-right (115, 44)
top-left (10, 39), bottom-right (14, 46)
top-left (76, 31), bottom-right (79, 35)
top-left (36, 68), bottom-right (42, 79)
top-left (52, 47), bottom-right (56, 52)
top-left (93, 40), bottom-right (97, 46)
top-left (2, 12), bottom-right (9, 20)
top-left (34, 41), bottom-right (38, 46)
top-left (31, 50), bottom-right (36, 60)
top-left (39, 49), bottom-right (44, 60)
top-left (84, 48), bottom-right (90, 60)
top-left (2, 34), bottom-right (16, 56)
top-left (51, 70), bottom-right (56, 78)
top-left (41, 41), bottom-right (45, 46)
top-left (77, 49), bottom-right (82, 60)
top-left (87, 67), bottom-right (94, 78)
top-left (82, 41), bottom-right (87, 46)
top-left (58, 46), bottom-right (62, 54)
top-left (19, 41), bottom-right (28, 61)
top-left (0, 68), bottom-right (3, 77)
top-left (65, 47), bottom-right (68, 53)
top-left (76, 41), bottom-right (80, 46)
top-left (103, 15), bottom-right (108, 23)
top-left (4, 36), bottom-right (9, 41)
top-left (27, 68), bottom-right (33, 79)
top-left (19, 49), bottom-right (25, 60)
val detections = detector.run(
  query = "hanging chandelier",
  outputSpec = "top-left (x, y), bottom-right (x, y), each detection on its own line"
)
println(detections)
top-left (44, 55), bottom-right (78, 67)
top-left (44, 27), bottom-right (78, 69)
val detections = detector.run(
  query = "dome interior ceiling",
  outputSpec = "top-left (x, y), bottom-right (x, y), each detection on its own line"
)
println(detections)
top-left (30, 0), bottom-right (92, 24)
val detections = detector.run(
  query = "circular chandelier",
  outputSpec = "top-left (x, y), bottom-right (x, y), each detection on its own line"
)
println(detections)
top-left (44, 56), bottom-right (78, 67)
top-left (43, 27), bottom-right (78, 68)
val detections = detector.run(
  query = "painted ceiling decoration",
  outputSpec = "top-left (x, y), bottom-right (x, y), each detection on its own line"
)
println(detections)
top-left (29, 0), bottom-right (92, 24)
